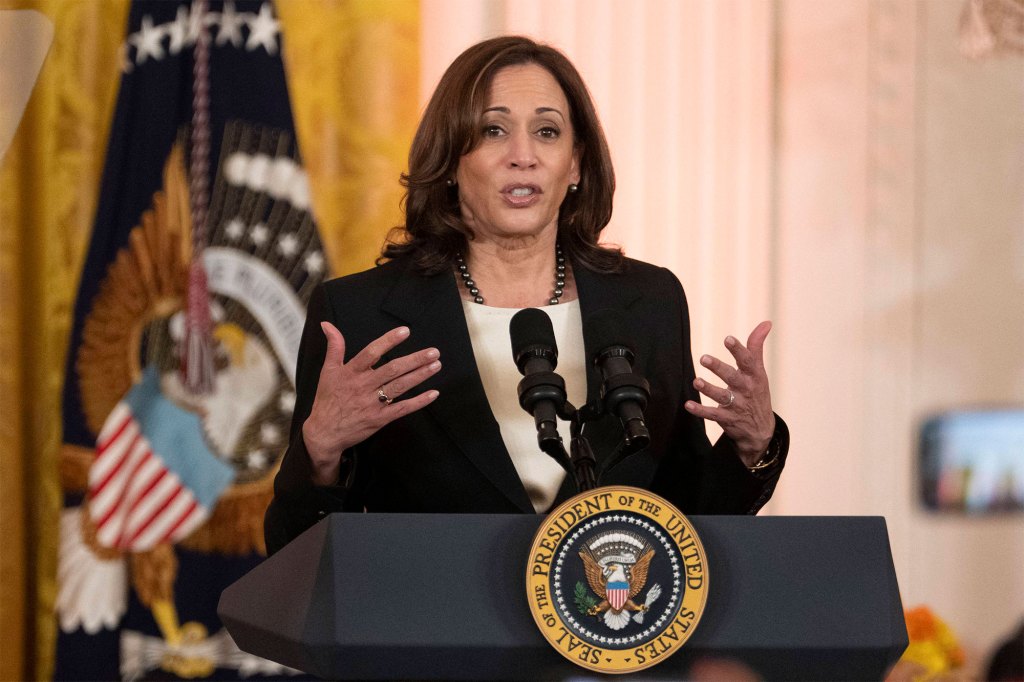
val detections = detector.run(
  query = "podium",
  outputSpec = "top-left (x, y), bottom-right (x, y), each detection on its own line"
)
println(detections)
top-left (219, 514), bottom-right (908, 680)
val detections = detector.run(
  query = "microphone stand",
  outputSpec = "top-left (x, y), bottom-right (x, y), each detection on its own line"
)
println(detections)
top-left (534, 400), bottom-right (600, 493)
top-left (541, 386), bottom-right (650, 494)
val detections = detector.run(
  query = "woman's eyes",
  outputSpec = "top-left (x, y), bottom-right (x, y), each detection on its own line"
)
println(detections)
top-left (480, 124), bottom-right (562, 139)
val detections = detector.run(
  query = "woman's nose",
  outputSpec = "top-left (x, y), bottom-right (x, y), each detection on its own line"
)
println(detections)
top-left (506, 130), bottom-right (537, 168)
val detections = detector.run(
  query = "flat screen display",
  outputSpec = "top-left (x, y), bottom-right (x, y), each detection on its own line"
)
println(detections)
top-left (920, 409), bottom-right (1024, 513)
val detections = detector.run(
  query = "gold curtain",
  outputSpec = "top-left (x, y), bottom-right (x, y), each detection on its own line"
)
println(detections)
top-left (0, 2), bottom-right (130, 680)
top-left (0, 1), bottom-right (419, 679)
top-left (277, 0), bottom-right (420, 276)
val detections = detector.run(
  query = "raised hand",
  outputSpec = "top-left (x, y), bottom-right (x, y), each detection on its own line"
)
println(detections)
top-left (683, 321), bottom-right (776, 467)
top-left (302, 322), bottom-right (441, 485)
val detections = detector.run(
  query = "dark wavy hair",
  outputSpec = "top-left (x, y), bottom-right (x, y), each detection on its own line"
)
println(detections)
top-left (381, 36), bottom-right (622, 274)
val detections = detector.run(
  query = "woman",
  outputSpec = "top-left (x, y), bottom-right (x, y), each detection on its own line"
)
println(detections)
top-left (265, 36), bottom-right (788, 555)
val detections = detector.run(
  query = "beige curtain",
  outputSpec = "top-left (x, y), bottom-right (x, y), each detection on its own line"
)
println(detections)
top-left (0, 1), bottom-right (418, 678)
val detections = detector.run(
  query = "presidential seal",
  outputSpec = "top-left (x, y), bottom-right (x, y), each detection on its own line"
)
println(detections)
top-left (526, 486), bottom-right (708, 675)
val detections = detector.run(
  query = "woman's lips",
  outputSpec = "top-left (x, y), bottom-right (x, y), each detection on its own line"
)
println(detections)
top-left (501, 184), bottom-right (542, 208)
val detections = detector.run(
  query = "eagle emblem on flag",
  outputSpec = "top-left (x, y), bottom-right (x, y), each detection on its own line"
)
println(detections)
top-left (58, 123), bottom-right (321, 676)
top-left (578, 531), bottom-right (663, 631)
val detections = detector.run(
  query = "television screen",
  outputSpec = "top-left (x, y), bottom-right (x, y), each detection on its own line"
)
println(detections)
top-left (920, 409), bottom-right (1024, 513)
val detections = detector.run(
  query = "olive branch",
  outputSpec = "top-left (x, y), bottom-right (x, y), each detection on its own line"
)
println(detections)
top-left (574, 581), bottom-right (597, 616)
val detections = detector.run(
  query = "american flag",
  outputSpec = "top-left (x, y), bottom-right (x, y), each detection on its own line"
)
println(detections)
top-left (88, 367), bottom-right (234, 551)
top-left (607, 581), bottom-right (629, 611)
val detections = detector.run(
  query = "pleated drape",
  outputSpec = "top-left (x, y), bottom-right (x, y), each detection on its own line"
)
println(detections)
top-left (0, 2), bottom-right (419, 678)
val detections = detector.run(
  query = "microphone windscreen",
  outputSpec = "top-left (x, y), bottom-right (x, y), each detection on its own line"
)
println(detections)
top-left (584, 308), bottom-right (635, 356)
top-left (510, 308), bottom-right (558, 371)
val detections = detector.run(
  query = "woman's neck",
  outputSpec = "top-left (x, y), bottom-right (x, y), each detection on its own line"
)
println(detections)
top-left (460, 234), bottom-right (576, 308)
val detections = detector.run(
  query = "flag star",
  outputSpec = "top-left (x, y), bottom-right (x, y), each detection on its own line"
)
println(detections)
top-left (167, 6), bottom-right (193, 54)
top-left (673, 586), bottom-right (680, 593)
top-left (247, 449), bottom-right (268, 469)
top-left (277, 232), bottom-right (299, 257)
top-left (260, 422), bottom-right (280, 445)
top-left (246, 3), bottom-right (280, 54)
top-left (214, 1), bottom-right (245, 48)
top-left (225, 217), bottom-right (245, 240)
top-left (130, 15), bottom-right (166, 64)
top-left (279, 390), bottom-right (295, 412)
top-left (250, 223), bottom-right (269, 246)
top-left (303, 251), bottom-right (324, 275)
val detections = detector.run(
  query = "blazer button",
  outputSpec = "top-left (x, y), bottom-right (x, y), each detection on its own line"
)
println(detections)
top-left (317, 510), bottom-right (326, 518)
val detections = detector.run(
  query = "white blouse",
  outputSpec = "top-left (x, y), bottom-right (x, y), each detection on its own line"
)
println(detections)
top-left (461, 300), bottom-right (588, 512)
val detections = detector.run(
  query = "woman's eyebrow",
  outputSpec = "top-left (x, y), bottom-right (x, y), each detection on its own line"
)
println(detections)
top-left (482, 105), bottom-right (565, 118)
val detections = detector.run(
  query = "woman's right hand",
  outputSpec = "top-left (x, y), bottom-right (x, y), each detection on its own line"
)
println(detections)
top-left (302, 321), bottom-right (441, 485)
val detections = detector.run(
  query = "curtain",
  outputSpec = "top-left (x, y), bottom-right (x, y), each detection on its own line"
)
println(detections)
top-left (0, 1), bottom-right (418, 678)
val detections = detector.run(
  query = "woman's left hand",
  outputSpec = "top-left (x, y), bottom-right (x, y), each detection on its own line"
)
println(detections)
top-left (684, 321), bottom-right (776, 467)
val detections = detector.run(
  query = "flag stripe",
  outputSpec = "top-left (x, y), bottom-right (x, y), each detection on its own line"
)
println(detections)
top-left (124, 483), bottom-right (186, 548)
top-left (125, 465), bottom-right (168, 517)
top-left (131, 489), bottom-right (193, 550)
top-left (89, 429), bottom-right (142, 509)
top-left (89, 420), bottom-right (139, 484)
top-left (120, 474), bottom-right (180, 544)
top-left (160, 498), bottom-right (201, 544)
top-left (94, 445), bottom-right (153, 531)
top-left (95, 405), bottom-right (131, 450)
top-left (93, 436), bottom-right (150, 527)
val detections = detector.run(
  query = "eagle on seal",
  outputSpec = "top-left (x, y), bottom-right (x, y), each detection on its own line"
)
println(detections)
top-left (579, 532), bottom-right (659, 631)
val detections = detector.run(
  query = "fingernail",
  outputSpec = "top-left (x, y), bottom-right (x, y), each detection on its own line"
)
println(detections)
top-left (426, 348), bottom-right (440, 359)
top-left (725, 336), bottom-right (736, 347)
top-left (396, 327), bottom-right (410, 337)
top-left (320, 322), bottom-right (329, 334)
top-left (694, 378), bottom-right (704, 389)
top-left (429, 361), bottom-right (441, 371)
top-left (700, 355), bottom-right (712, 367)
top-left (427, 390), bottom-right (439, 400)
top-left (684, 401), bottom-right (696, 411)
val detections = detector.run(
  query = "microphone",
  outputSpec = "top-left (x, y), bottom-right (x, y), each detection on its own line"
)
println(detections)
top-left (585, 309), bottom-right (651, 451)
top-left (510, 308), bottom-right (567, 455)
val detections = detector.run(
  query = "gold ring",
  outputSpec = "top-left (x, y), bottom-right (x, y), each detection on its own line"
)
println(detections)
top-left (377, 388), bottom-right (393, 405)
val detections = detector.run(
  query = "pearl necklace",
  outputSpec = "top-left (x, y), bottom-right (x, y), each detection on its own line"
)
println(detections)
top-left (455, 243), bottom-right (566, 305)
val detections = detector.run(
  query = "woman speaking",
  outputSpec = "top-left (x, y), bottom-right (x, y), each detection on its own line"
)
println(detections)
top-left (265, 36), bottom-right (789, 554)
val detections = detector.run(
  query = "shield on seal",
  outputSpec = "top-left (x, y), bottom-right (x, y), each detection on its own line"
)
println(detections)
top-left (607, 581), bottom-right (629, 611)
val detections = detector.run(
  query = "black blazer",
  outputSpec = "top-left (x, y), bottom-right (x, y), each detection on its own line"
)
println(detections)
top-left (266, 256), bottom-right (788, 554)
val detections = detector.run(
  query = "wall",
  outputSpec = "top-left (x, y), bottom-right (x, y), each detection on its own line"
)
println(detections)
top-left (774, 0), bottom-right (1024, 662)
top-left (420, 0), bottom-right (1024, 661)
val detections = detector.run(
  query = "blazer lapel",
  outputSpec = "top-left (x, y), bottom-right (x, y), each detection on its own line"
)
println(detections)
top-left (550, 262), bottom-right (643, 506)
top-left (380, 263), bottom-right (535, 512)
top-left (574, 263), bottom-right (644, 406)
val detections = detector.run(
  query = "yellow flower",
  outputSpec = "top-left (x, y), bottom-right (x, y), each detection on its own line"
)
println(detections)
top-left (897, 606), bottom-right (965, 679)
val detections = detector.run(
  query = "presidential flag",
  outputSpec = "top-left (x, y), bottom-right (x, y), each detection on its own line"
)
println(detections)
top-left (57, 1), bottom-right (323, 678)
